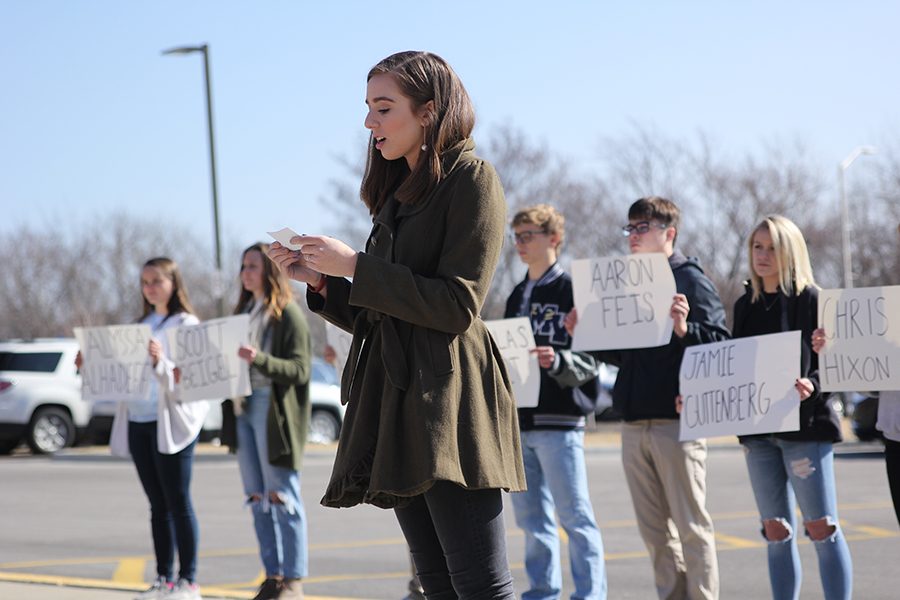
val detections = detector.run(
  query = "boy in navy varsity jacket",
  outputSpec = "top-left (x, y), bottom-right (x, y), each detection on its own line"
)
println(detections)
top-left (504, 204), bottom-right (607, 600)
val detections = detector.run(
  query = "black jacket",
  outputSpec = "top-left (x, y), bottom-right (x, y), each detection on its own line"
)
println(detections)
top-left (733, 284), bottom-right (842, 443)
top-left (591, 251), bottom-right (730, 421)
top-left (505, 263), bottom-right (598, 430)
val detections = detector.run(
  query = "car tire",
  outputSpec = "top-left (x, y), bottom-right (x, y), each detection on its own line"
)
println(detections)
top-left (0, 438), bottom-right (20, 455)
top-left (309, 408), bottom-right (341, 444)
top-left (26, 407), bottom-right (75, 455)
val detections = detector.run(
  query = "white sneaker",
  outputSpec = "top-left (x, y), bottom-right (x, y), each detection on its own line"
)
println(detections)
top-left (134, 575), bottom-right (172, 600)
top-left (166, 578), bottom-right (203, 600)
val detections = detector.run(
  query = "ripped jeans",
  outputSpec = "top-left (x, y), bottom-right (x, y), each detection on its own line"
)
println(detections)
top-left (742, 437), bottom-right (852, 600)
top-left (236, 387), bottom-right (308, 579)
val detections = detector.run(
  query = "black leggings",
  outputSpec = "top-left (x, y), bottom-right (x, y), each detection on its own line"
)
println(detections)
top-left (885, 438), bottom-right (900, 528)
top-left (128, 420), bottom-right (199, 582)
top-left (394, 481), bottom-right (515, 600)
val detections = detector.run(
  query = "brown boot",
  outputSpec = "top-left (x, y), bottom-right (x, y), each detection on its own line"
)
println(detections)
top-left (276, 578), bottom-right (303, 599)
top-left (252, 577), bottom-right (283, 600)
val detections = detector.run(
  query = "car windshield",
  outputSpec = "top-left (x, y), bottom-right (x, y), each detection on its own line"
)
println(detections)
top-left (0, 352), bottom-right (62, 372)
top-left (311, 359), bottom-right (340, 386)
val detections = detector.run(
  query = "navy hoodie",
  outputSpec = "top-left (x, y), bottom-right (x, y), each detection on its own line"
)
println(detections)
top-left (591, 251), bottom-right (730, 421)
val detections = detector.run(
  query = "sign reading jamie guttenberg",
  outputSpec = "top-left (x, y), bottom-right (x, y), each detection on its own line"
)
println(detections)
top-left (165, 315), bottom-right (252, 402)
top-left (485, 317), bottom-right (540, 408)
top-left (571, 253), bottom-right (676, 351)
top-left (678, 331), bottom-right (801, 441)
top-left (818, 286), bottom-right (900, 392)
top-left (74, 324), bottom-right (154, 402)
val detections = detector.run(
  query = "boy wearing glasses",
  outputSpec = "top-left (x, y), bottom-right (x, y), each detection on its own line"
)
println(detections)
top-left (567, 197), bottom-right (729, 600)
top-left (505, 204), bottom-right (607, 600)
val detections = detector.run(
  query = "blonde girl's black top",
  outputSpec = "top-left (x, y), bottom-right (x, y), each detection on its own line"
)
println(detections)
top-left (733, 283), bottom-right (842, 443)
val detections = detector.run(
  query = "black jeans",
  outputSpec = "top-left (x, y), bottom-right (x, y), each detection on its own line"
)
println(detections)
top-left (885, 438), bottom-right (900, 527)
top-left (394, 481), bottom-right (515, 600)
top-left (128, 420), bottom-right (199, 582)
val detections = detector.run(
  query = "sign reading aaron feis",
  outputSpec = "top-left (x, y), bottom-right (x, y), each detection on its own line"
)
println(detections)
top-left (571, 253), bottom-right (676, 351)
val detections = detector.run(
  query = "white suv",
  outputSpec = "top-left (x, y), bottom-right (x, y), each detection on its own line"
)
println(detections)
top-left (0, 338), bottom-right (89, 454)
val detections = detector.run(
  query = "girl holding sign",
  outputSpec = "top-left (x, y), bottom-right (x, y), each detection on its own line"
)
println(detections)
top-left (733, 216), bottom-right (850, 600)
top-left (77, 257), bottom-right (208, 600)
top-left (269, 51), bottom-right (524, 599)
top-left (222, 243), bottom-right (311, 600)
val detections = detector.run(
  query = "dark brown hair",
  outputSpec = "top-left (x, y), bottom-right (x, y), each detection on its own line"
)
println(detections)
top-left (139, 257), bottom-right (195, 321)
top-left (361, 51), bottom-right (475, 216)
top-left (628, 196), bottom-right (681, 245)
top-left (233, 242), bottom-right (294, 319)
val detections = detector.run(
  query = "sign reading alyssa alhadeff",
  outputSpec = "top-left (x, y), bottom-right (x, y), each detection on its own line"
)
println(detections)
top-left (74, 324), bottom-right (154, 402)
top-left (165, 315), bottom-right (252, 402)
top-left (818, 285), bottom-right (900, 392)
top-left (678, 331), bottom-right (801, 441)
top-left (485, 317), bottom-right (540, 408)
top-left (571, 253), bottom-right (676, 351)
top-left (325, 322), bottom-right (353, 379)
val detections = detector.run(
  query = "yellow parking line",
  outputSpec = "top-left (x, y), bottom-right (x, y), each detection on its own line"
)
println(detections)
top-left (112, 558), bottom-right (146, 583)
top-left (0, 571), bottom-right (363, 600)
top-left (714, 532), bottom-right (763, 549)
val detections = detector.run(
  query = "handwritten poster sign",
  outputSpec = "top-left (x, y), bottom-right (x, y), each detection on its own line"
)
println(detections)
top-left (485, 317), bottom-right (540, 408)
top-left (74, 324), bottom-right (153, 402)
top-left (165, 315), bottom-right (251, 402)
top-left (325, 322), bottom-right (353, 380)
top-left (571, 253), bottom-right (676, 351)
top-left (678, 331), bottom-right (801, 441)
top-left (818, 286), bottom-right (900, 392)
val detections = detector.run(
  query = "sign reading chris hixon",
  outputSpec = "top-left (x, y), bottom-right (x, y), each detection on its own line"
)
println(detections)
top-left (818, 285), bottom-right (900, 392)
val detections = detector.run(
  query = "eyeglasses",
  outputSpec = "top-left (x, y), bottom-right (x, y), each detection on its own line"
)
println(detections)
top-left (512, 230), bottom-right (549, 244)
top-left (621, 221), bottom-right (668, 237)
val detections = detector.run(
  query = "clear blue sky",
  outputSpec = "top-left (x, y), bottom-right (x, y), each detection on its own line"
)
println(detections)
top-left (2, 1), bottom-right (897, 259)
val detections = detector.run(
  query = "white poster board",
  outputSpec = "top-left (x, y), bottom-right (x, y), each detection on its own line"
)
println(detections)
top-left (818, 286), bottom-right (900, 392)
top-left (325, 322), bottom-right (354, 380)
top-left (165, 315), bottom-right (251, 402)
top-left (679, 331), bottom-right (801, 441)
top-left (485, 317), bottom-right (540, 408)
top-left (571, 253), bottom-right (676, 351)
top-left (74, 324), bottom-right (154, 402)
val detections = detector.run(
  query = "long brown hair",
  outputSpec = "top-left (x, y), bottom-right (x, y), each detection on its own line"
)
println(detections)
top-left (361, 51), bottom-right (475, 216)
top-left (233, 242), bottom-right (294, 319)
top-left (139, 257), bottom-right (195, 321)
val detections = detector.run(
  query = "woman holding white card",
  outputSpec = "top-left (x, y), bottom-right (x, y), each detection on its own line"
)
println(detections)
top-left (221, 242), bottom-right (311, 600)
top-left (269, 51), bottom-right (524, 599)
top-left (733, 216), bottom-right (850, 600)
top-left (77, 257), bottom-right (207, 600)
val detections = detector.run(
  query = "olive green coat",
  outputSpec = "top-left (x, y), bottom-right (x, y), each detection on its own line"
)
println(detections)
top-left (222, 301), bottom-right (311, 470)
top-left (309, 139), bottom-right (525, 509)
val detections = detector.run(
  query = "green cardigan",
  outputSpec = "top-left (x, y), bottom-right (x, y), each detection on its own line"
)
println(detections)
top-left (222, 301), bottom-right (311, 470)
top-left (309, 138), bottom-right (526, 509)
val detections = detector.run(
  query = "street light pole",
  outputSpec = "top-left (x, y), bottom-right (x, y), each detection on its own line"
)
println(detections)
top-left (162, 43), bottom-right (225, 316)
top-left (838, 146), bottom-right (877, 289)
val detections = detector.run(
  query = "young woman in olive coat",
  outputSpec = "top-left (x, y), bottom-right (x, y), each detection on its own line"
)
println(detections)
top-left (269, 51), bottom-right (524, 599)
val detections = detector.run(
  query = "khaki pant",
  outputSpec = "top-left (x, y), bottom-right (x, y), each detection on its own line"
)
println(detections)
top-left (621, 420), bottom-right (719, 600)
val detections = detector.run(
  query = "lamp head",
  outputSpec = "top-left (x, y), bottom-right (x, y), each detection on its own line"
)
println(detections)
top-left (161, 45), bottom-right (206, 56)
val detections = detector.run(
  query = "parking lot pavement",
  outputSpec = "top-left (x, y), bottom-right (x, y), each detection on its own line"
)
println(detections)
top-left (0, 580), bottom-right (152, 600)
top-left (2, 421), bottom-right (896, 599)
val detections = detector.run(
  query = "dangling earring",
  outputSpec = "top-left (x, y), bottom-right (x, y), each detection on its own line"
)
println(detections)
top-left (421, 126), bottom-right (427, 152)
